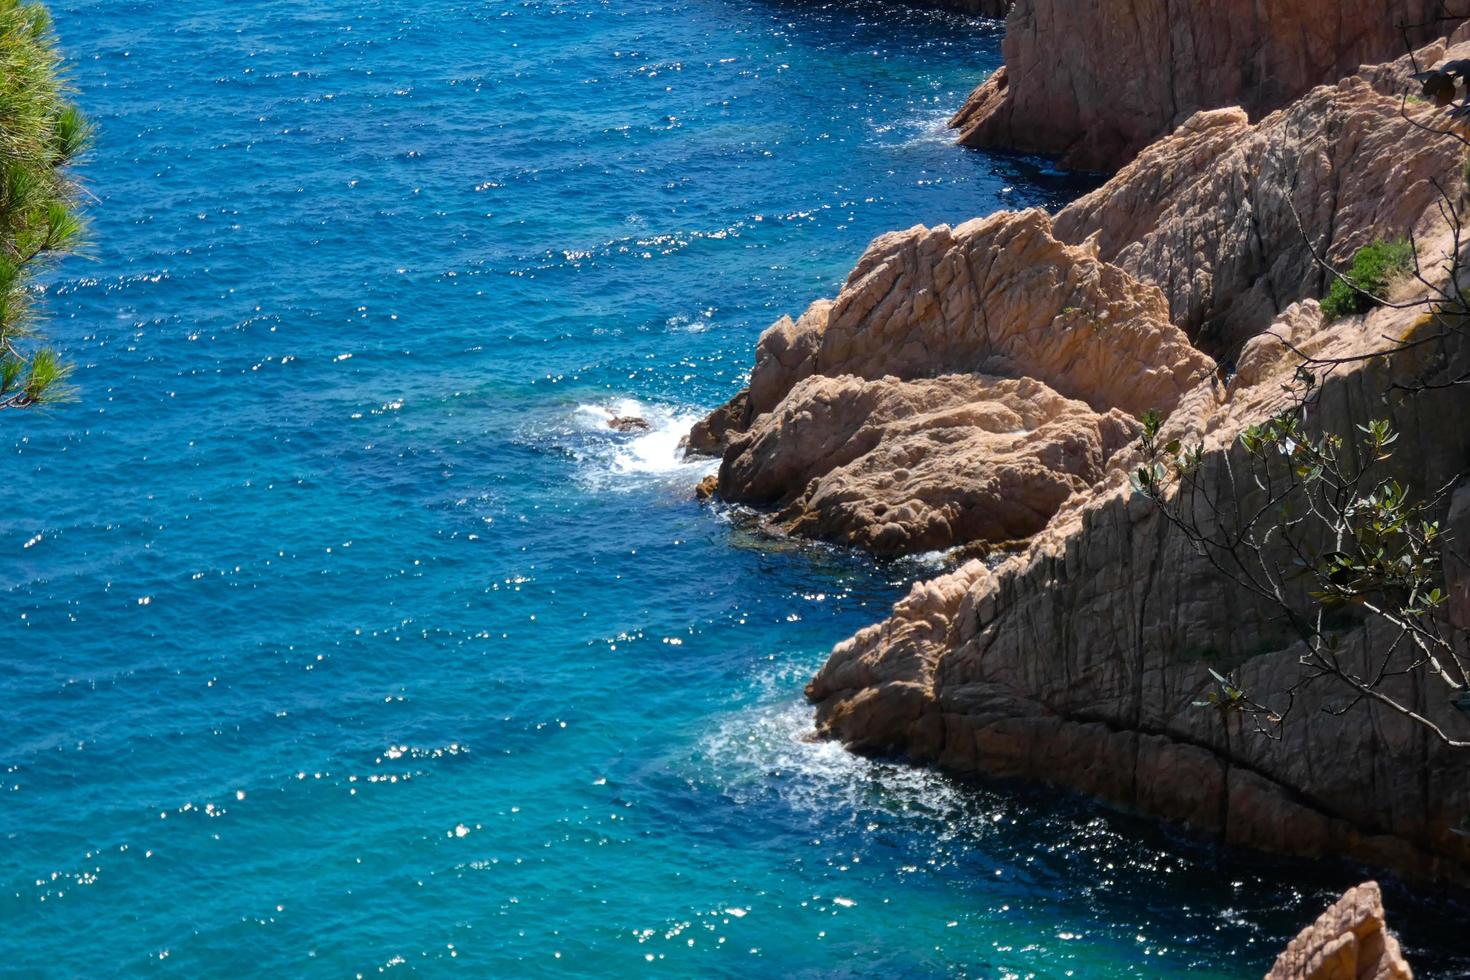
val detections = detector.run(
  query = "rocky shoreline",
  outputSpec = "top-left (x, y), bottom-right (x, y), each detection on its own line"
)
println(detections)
top-left (689, 5), bottom-right (1470, 971)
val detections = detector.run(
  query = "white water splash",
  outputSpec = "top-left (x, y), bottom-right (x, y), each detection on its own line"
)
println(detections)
top-left (873, 108), bottom-right (959, 150)
top-left (573, 397), bottom-right (716, 488)
top-left (694, 696), bottom-right (971, 821)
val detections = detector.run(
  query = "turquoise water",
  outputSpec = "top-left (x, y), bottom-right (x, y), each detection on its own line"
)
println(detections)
top-left (4, 0), bottom-right (1466, 975)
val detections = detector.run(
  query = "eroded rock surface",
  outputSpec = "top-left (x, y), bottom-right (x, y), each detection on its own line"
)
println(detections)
top-left (806, 296), bottom-right (1470, 881)
top-left (720, 373), bottom-right (1134, 556)
top-left (951, 0), bottom-right (1466, 171)
top-left (1053, 71), bottom-right (1468, 356)
top-left (1266, 882), bottom-right (1412, 980)
top-left (688, 209), bottom-right (1212, 554)
top-left (691, 38), bottom-right (1470, 880)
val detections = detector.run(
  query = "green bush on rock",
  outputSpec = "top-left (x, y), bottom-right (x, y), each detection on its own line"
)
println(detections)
top-left (1320, 238), bottom-right (1415, 322)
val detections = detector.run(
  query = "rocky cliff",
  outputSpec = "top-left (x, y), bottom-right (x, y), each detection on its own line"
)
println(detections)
top-left (690, 35), bottom-right (1470, 880)
top-left (950, 0), bottom-right (1468, 171)
top-left (1051, 62), bottom-right (1467, 357)
top-left (804, 303), bottom-right (1470, 879)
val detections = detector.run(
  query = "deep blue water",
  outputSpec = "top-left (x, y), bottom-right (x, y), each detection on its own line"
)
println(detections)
top-left (4, 0), bottom-right (1466, 976)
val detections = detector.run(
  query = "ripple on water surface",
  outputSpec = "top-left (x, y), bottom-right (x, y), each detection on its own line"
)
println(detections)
top-left (3, 0), bottom-right (1468, 976)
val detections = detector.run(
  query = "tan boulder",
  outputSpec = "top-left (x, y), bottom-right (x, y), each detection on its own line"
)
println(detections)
top-left (1266, 882), bottom-right (1412, 980)
top-left (686, 209), bottom-right (1214, 554)
top-left (719, 373), bottom-right (1134, 556)
top-left (951, 0), bottom-right (1466, 171)
top-left (799, 209), bottom-right (1212, 419)
top-left (691, 210), bottom-right (1212, 444)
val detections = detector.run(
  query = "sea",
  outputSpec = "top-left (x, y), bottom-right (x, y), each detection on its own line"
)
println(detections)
top-left (4, 0), bottom-right (1467, 975)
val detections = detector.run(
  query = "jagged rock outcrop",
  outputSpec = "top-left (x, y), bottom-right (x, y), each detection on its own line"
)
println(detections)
top-left (950, 0), bottom-right (1467, 171)
top-left (688, 209), bottom-right (1213, 554)
top-left (1266, 882), bottom-right (1413, 980)
top-left (720, 373), bottom-right (1134, 556)
top-left (805, 296), bottom-right (1470, 880)
top-left (1052, 67), bottom-right (1468, 356)
top-left (692, 37), bottom-right (1470, 879)
top-left (710, 209), bottom-right (1211, 425)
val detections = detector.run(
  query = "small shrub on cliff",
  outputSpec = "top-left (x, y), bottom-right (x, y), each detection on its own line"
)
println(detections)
top-left (1319, 239), bottom-right (1415, 322)
top-left (1133, 373), bottom-right (1468, 747)
top-left (0, 0), bottom-right (89, 410)
top-left (1127, 52), bottom-right (1470, 752)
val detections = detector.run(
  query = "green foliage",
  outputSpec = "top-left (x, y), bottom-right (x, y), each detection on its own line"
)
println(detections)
top-left (1134, 379), bottom-right (1468, 742)
top-left (1192, 668), bottom-right (1260, 716)
top-left (1129, 407), bottom-right (1185, 496)
top-left (0, 0), bottom-right (89, 410)
top-left (1320, 238), bottom-right (1415, 322)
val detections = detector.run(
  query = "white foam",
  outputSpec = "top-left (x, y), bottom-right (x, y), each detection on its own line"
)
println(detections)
top-left (694, 696), bottom-right (971, 820)
top-left (876, 108), bottom-right (961, 150)
top-left (572, 397), bottom-right (717, 487)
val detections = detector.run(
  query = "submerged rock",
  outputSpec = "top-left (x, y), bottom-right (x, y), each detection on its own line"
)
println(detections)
top-left (607, 415), bottom-right (651, 433)
top-left (1266, 882), bottom-right (1412, 980)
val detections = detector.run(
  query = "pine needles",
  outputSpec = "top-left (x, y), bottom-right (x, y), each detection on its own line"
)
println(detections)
top-left (0, 0), bottom-right (88, 410)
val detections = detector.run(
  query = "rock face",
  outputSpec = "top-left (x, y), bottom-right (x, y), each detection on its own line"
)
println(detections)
top-left (1052, 71), bottom-right (1468, 356)
top-left (951, 0), bottom-right (1467, 171)
top-left (806, 300), bottom-right (1470, 880)
top-left (688, 209), bottom-right (1213, 555)
top-left (1266, 882), bottom-right (1413, 980)
top-left (676, 26), bottom-right (1470, 884)
top-left (729, 210), bottom-right (1211, 423)
top-left (684, 39), bottom-right (1470, 881)
top-left (800, 47), bottom-right (1470, 877)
